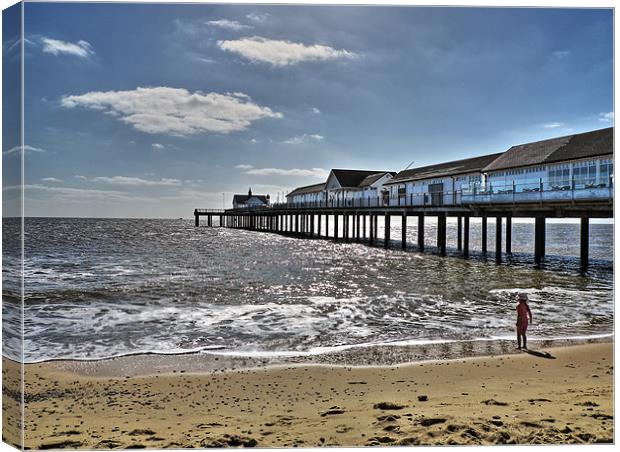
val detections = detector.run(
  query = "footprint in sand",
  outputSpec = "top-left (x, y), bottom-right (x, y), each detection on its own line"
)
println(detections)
top-left (481, 399), bottom-right (508, 406)
top-left (39, 441), bottom-right (83, 449)
top-left (320, 406), bottom-right (346, 417)
top-left (373, 402), bottom-right (406, 410)
top-left (418, 417), bottom-right (447, 427)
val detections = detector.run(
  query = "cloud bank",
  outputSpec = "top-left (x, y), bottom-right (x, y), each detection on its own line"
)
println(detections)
top-left (237, 164), bottom-right (328, 178)
top-left (3, 145), bottom-right (46, 155)
top-left (283, 134), bottom-right (324, 144)
top-left (217, 36), bottom-right (357, 66)
top-left (41, 37), bottom-right (94, 57)
top-left (61, 87), bottom-right (282, 136)
top-left (206, 19), bottom-right (252, 31)
top-left (91, 176), bottom-right (182, 186)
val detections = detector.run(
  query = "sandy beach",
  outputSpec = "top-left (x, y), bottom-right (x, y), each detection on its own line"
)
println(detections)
top-left (2, 342), bottom-right (613, 448)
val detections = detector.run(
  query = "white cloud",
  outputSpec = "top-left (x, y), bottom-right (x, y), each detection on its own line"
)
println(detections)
top-left (152, 143), bottom-right (165, 150)
top-left (41, 177), bottom-right (62, 183)
top-left (240, 166), bottom-right (328, 178)
top-left (61, 87), bottom-right (282, 136)
top-left (74, 175), bottom-right (88, 180)
top-left (543, 122), bottom-right (563, 129)
top-left (235, 164), bottom-right (254, 170)
top-left (22, 184), bottom-right (152, 203)
top-left (91, 176), bottom-right (183, 186)
top-left (599, 112), bottom-right (614, 123)
top-left (217, 36), bottom-right (358, 66)
top-left (3, 145), bottom-right (46, 155)
top-left (311, 107), bottom-right (321, 114)
top-left (249, 138), bottom-right (258, 144)
top-left (283, 133), bottom-right (324, 144)
top-left (206, 19), bottom-right (252, 31)
top-left (246, 13), bottom-right (269, 23)
top-left (41, 37), bottom-right (94, 58)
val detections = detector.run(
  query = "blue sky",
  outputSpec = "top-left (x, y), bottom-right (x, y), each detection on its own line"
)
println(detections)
top-left (2, 3), bottom-right (613, 217)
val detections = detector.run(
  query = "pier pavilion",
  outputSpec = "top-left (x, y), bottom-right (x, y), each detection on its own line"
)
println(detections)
top-left (195, 128), bottom-right (613, 273)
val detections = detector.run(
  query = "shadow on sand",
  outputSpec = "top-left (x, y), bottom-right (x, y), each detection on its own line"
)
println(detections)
top-left (523, 349), bottom-right (556, 359)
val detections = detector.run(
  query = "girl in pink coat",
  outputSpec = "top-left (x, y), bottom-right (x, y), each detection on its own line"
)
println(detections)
top-left (516, 293), bottom-right (533, 350)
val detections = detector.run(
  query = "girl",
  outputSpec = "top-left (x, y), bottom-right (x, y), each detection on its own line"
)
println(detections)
top-left (516, 293), bottom-right (533, 350)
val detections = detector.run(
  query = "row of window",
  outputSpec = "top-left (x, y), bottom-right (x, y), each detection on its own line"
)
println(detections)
top-left (492, 166), bottom-right (545, 177)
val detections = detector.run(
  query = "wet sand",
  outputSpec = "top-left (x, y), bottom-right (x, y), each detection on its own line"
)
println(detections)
top-left (2, 342), bottom-right (613, 448)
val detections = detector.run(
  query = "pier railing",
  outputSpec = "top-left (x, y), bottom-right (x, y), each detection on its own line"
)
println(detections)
top-left (194, 209), bottom-right (226, 214)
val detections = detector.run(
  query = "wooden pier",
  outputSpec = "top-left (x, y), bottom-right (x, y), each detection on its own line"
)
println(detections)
top-left (195, 199), bottom-right (612, 273)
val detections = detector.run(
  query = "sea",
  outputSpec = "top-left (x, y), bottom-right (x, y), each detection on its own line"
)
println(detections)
top-left (1, 217), bottom-right (614, 364)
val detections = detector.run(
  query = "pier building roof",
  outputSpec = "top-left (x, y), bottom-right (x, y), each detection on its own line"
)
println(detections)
top-left (483, 127), bottom-right (613, 172)
top-left (387, 153), bottom-right (503, 184)
top-left (329, 169), bottom-right (396, 189)
top-left (232, 194), bottom-right (270, 204)
top-left (358, 172), bottom-right (397, 187)
top-left (286, 182), bottom-right (326, 198)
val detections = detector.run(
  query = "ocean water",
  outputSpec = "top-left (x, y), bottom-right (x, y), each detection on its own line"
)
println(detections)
top-left (1, 217), bottom-right (614, 363)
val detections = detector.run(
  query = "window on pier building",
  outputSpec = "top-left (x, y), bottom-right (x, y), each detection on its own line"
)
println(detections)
top-left (548, 164), bottom-right (570, 188)
top-left (572, 160), bottom-right (597, 186)
top-left (600, 159), bottom-right (614, 186)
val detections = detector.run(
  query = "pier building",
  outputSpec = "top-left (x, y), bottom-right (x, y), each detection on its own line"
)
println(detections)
top-left (286, 182), bottom-right (326, 205)
top-left (232, 188), bottom-right (270, 209)
top-left (383, 153), bottom-right (503, 207)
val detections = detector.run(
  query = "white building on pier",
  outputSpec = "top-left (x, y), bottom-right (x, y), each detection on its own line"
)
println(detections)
top-left (285, 169), bottom-right (395, 207)
top-left (383, 153), bottom-right (502, 206)
top-left (480, 127), bottom-right (613, 195)
top-left (282, 127), bottom-right (613, 208)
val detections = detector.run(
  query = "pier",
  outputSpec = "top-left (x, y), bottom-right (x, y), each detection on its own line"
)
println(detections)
top-left (194, 193), bottom-right (611, 273)
top-left (195, 128), bottom-right (612, 273)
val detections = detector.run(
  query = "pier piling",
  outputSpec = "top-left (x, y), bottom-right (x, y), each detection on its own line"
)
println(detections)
top-left (534, 216), bottom-right (546, 266)
top-left (374, 215), bottom-right (378, 242)
top-left (438, 213), bottom-right (446, 256)
top-left (495, 216), bottom-right (502, 263)
top-left (325, 214), bottom-right (329, 238)
top-left (401, 214), bottom-right (407, 249)
top-left (580, 217), bottom-right (589, 273)
top-left (369, 215), bottom-right (375, 245)
top-left (463, 215), bottom-right (470, 259)
top-left (334, 214), bottom-right (339, 240)
top-left (384, 214), bottom-right (391, 248)
top-left (457, 216), bottom-right (462, 251)
top-left (417, 214), bottom-right (425, 251)
top-left (481, 216), bottom-right (488, 255)
top-left (506, 214), bottom-right (512, 255)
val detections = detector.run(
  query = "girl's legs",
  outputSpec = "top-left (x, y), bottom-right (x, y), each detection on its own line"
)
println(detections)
top-left (522, 333), bottom-right (527, 350)
top-left (517, 331), bottom-right (522, 349)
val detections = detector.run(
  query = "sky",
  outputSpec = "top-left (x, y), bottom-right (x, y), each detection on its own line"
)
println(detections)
top-left (2, 3), bottom-right (614, 218)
